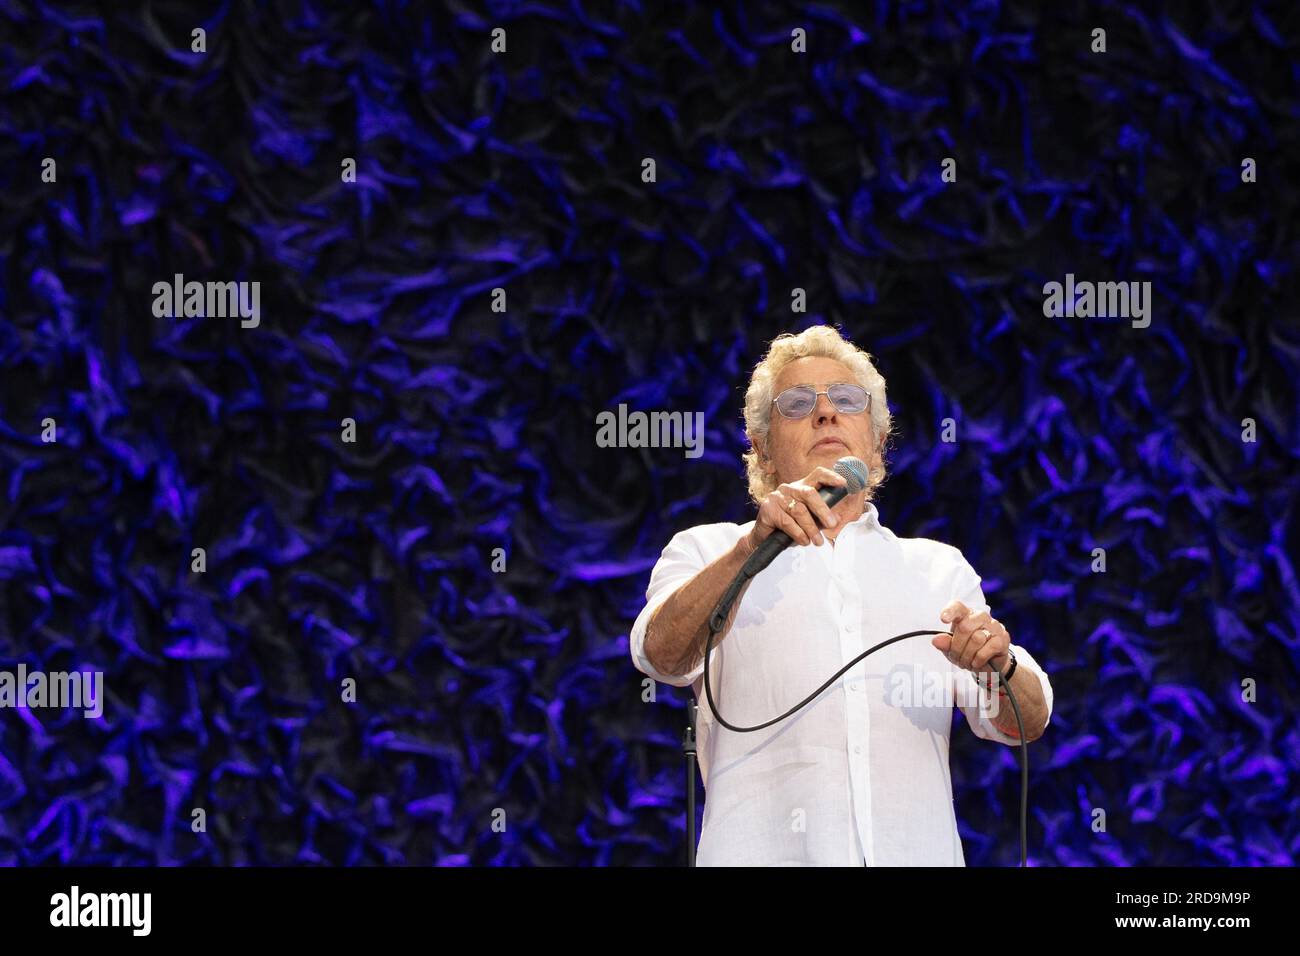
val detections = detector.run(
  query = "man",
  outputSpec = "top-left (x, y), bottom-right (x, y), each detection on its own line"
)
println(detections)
top-left (629, 325), bottom-right (1053, 866)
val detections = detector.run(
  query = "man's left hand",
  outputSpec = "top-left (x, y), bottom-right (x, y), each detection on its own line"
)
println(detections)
top-left (932, 600), bottom-right (1010, 674)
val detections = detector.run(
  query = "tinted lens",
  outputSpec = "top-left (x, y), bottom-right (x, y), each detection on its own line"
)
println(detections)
top-left (775, 386), bottom-right (816, 417)
top-left (828, 383), bottom-right (869, 413)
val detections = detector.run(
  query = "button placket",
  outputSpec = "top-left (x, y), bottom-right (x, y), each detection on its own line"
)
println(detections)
top-left (836, 524), bottom-right (873, 865)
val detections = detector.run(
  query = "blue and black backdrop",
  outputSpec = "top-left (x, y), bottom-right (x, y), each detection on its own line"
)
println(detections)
top-left (0, 1), bottom-right (1297, 867)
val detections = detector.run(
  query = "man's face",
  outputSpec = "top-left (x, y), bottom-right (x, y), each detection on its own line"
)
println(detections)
top-left (758, 356), bottom-right (882, 489)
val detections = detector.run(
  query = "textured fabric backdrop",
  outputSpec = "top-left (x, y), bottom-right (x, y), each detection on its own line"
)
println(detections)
top-left (0, 0), bottom-right (1297, 865)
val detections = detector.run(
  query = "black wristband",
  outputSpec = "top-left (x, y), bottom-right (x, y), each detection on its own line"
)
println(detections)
top-left (972, 649), bottom-right (1017, 691)
top-left (999, 648), bottom-right (1017, 685)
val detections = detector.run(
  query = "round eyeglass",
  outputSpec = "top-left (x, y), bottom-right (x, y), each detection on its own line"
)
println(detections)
top-left (772, 383), bottom-right (871, 419)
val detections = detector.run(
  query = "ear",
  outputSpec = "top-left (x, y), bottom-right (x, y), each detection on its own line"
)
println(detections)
top-left (863, 434), bottom-right (883, 477)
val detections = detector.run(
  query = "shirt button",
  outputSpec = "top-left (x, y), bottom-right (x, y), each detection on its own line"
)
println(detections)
top-left (854, 745), bottom-right (862, 754)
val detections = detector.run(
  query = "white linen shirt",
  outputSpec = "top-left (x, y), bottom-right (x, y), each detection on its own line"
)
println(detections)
top-left (629, 501), bottom-right (1053, 866)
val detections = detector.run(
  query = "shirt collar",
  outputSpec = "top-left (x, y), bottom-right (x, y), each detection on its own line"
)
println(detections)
top-left (846, 500), bottom-right (882, 533)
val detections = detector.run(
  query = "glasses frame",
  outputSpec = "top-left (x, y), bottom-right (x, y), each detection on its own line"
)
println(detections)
top-left (771, 383), bottom-right (872, 419)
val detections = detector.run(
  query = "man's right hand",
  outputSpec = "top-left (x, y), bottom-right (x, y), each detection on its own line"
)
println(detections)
top-left (741, 466), bottom-right (848, 556)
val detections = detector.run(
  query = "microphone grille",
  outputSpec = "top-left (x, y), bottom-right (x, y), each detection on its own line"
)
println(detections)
top-left (834, 456), bottom-right (869, 494)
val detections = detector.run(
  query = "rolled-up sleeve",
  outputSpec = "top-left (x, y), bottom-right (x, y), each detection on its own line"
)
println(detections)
top-left (629, 529), bottom-right (707, 687)
top-left (949, 558), bottom-right (1054, 745)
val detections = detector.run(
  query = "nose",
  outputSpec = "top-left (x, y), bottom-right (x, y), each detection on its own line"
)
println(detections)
top-left (812, 391), bottom-right (838, 423)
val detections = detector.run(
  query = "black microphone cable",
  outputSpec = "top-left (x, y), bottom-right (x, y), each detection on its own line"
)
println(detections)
top-left (700, 577), bottom-right (1030, 867)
